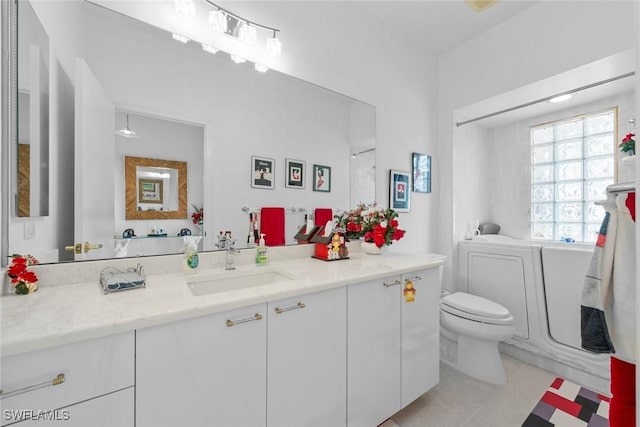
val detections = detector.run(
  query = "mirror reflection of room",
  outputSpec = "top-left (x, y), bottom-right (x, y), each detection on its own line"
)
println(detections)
top-left (6, 0), bottom-right (375, 264)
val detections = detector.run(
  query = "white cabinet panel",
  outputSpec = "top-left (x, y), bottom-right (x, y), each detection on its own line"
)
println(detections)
top-left (0, 333), bottom-right (134, 427)
top-left (267, 287), bottom-right (347, 427)
top-left (7, 387), bottom-right (134, 426)
top-left (401, 268), bottom-right (441, 407)
top-left (136, 303), bottom-right (267, 427)
top-left (347, 275), bottom-right (402, 427)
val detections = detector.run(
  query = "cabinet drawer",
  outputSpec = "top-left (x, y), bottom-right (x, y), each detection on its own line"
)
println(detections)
top-left (0, 332), bottom-right (134, 426)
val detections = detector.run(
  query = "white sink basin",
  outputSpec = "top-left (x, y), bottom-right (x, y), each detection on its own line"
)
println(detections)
top-left (186, 267), bottom-right (297, 296)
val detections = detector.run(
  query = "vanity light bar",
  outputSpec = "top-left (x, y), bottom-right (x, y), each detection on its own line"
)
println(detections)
top-left (172, 0), bottom-right (282, 72)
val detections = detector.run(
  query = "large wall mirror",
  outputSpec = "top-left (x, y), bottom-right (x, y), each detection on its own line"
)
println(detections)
top-left (3, 0), bottom-right (376, 265)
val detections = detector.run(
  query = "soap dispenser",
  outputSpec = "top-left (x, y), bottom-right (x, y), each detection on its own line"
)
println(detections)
top-left (183, 236), bottom-right (202, 274)
top-left (256, 233), bottom-right (269, 265)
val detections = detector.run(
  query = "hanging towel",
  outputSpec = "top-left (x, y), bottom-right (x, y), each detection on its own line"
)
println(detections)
top-left (260, 207), bottom-right (285, 246)
top-left (581, 191), bottom-right (636, 362)
top-left (314, 208), bottom-right (333, 227)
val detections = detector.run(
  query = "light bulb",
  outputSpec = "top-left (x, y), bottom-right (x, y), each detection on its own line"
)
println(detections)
top-left (254, 63), bottom-right (269, 73)
top-left (209, 10), bottom-right (227, 34)
top-left (230, 54), bottom-right (246, 64)
top-left (239, 22), bottom-right (257, 45)
top-left (175, 0), bottom-right (195, 21)
top-left (266, 36), bottom-right (282, 57)
top-left (549, 94), bottom-right (573, 103)
top-left (201, 43), bottom-right (218, 54)
top-left (172, 33), bottom-right (190, 44)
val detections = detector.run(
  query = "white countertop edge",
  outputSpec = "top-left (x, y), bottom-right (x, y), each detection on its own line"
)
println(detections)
top-left (1, 253), bottom-right (445, 357)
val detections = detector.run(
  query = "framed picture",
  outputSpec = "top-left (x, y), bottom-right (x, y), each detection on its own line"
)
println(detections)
top-left (412, 152), bottom-right (432, 193)
top-left (312, 164), bottom-right (331, 192)
top-left (138, 179), bottom-right (163, 204)
top-left (251, 156), bottom-right (275, 189)
top-left (389, 170), bottom-right (411, 212)
top-left (285, 158), bottom-right (305, 189)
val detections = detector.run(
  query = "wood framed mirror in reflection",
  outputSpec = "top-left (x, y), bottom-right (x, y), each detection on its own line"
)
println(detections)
top-left (3, 0), bottom-right (375, 265)
top-left (125, 156), bottom-right (187, 220)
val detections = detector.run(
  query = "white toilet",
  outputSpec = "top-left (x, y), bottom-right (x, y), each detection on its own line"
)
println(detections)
top-left (440, 292), bottom-right (515, 385)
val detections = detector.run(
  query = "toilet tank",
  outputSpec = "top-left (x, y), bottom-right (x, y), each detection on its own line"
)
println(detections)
top-left (457, 241), bottom-right (541, 340)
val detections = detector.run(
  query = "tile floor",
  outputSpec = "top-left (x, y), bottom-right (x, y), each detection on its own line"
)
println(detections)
top-left (388, 354), bottom-right (558, 427)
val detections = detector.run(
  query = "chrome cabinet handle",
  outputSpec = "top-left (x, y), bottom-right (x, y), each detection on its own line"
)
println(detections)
top-left (383, 279), bottom-right (402, 287)
top-left (405, 276), bottom-right (422, 282)
top-left (0, 373), bottom-right (65, 400)
top-left (226, 313), bottom-right (263, 327)
top-left (274, 302), bottom-right (306, 314)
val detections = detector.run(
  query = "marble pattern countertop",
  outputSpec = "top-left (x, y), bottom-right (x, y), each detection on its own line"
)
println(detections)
top-left (1, 247), bottom-right (445, 357)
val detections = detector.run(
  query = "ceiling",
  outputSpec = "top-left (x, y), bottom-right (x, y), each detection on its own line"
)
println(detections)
top-left (355, 0), bottom-right (542, 54)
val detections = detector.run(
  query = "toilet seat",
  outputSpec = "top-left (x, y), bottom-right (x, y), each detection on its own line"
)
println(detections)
top-left (441, 292), bottom-right (513, 326)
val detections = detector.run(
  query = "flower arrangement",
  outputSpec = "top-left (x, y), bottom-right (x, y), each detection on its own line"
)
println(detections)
top-left (619, 133), bottom-right (635, 155)
top-left (191, 204), bottom-right (203, 225)
top-left (7, 254), bottom-right (39, 294)
top-left (336, 203), bottom-right (406, 248)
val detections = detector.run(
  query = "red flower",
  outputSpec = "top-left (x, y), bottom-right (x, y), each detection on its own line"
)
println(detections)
top-left (7, 261), bottom-right (26, 278)
top-left (12, 270), bottom-right (38, 285)
top-left (347, 222), bottom-right (361, 233)
top-left (392, 228), bottom-right (406, 241)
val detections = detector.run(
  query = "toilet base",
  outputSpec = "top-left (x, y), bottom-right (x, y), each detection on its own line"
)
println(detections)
top-left (455, 334), bottom-right (507, 385)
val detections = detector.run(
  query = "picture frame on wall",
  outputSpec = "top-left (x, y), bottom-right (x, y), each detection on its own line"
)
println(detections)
top-left (412, 152), bottom-right (432, 193)
top-left (312, 164), bottom-right (331, 192)
top-left (138, 179), bottom-right (163, 204)
top-left (285, 158), bottom-right (306, 189)
top-left (389, 170), bottom-right (411, 212)
top-left (251, 156), bottom-right (275, 189)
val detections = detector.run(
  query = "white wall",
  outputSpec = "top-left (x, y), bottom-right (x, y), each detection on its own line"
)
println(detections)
top-left (438, 0), bottom-right (637, 288)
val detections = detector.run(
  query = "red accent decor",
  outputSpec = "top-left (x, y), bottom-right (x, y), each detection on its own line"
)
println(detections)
top-left (598, 394), bottom-right (611, 403)
top-left (625, 192), bottom-right (635, 222)
top-left (314, 243), bottom-right (329, 259)
top-left (314, 208), bottom-right (333, 227)
top-left (596, 232), bottom-right (606, 248)
top-left (550, 378), bottom-right (564, 390)
top-left (610, 357), bottom-right (636, 427)
top-left (540, 390), bottom-right (581, 417)
top-left (260, 207), bottom-right (285, 246)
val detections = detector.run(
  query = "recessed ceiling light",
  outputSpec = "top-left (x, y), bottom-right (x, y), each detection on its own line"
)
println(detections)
top-left (548, 94), bottom-right (573, 103)
top-left (464, 0), bottom-right (500, 12)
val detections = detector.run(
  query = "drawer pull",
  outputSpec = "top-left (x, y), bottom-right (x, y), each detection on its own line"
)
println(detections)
top-left (383, 280), bottom-right (402, 287)
top-left (406, 276), bottom-right (422, 282)
top-left (0, 373), bottom-right (65, 399)
top-left (275, 302), bottom-right (305, 314)
top-left (226, 313), bottom-right (263, 327)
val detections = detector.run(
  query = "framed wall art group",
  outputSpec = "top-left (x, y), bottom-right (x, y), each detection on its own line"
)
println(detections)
top-left (388, 153), bottom-right (433, 213)
top-left (251, 155), bottom-right (331, 193)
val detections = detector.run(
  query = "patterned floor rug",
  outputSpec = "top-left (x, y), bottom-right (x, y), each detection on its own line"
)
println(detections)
top-left (522, 377), bottom-right (610, 426)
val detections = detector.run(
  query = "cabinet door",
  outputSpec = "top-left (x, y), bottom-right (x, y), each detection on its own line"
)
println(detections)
top-left (347, 275), bottom-right (402, 427)
top-left (136, 303), bottom-right (267, 427)
top-left (267, 287), bottom-right (347, 427)
top-left (401, 267), bottom-right (441, 407)
top-left (8, 387), bottom-right (134, 426)
top-left (0, 333), bottom-right (134, 427)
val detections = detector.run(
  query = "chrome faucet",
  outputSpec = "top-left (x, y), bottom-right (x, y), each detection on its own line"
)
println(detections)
top-left (225, 240), bottom-right (240, 270)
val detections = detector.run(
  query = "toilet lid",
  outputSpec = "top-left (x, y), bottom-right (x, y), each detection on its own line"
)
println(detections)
top-left (441, 292), bottom-right (513, 324)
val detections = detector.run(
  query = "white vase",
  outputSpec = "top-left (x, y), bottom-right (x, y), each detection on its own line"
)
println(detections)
top-left (361, 241), bottom-right (387, 255)
top-left (619, 155), bottom-right (636, 183)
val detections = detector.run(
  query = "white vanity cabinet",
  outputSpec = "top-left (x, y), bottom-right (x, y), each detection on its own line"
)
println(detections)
top-left (347, 267), bottom-right (442, 427)
top-left (0, 332), bottom-right (134, 427)
top-left (347, 274), bottom-right (403, 427)
top-left (135, 303), bottom-right (267, 427)
top-left (267, 286), bottom-right (347, 427)
top-left (401, 269), bottom-right (441, 407)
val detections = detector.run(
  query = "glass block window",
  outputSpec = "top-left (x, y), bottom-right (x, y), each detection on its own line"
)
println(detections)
top-left (530, 109), bottom-right (616, 243)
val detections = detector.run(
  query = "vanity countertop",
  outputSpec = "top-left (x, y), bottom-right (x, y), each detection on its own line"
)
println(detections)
top-left (0, 251), bottom-right (445, 357)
